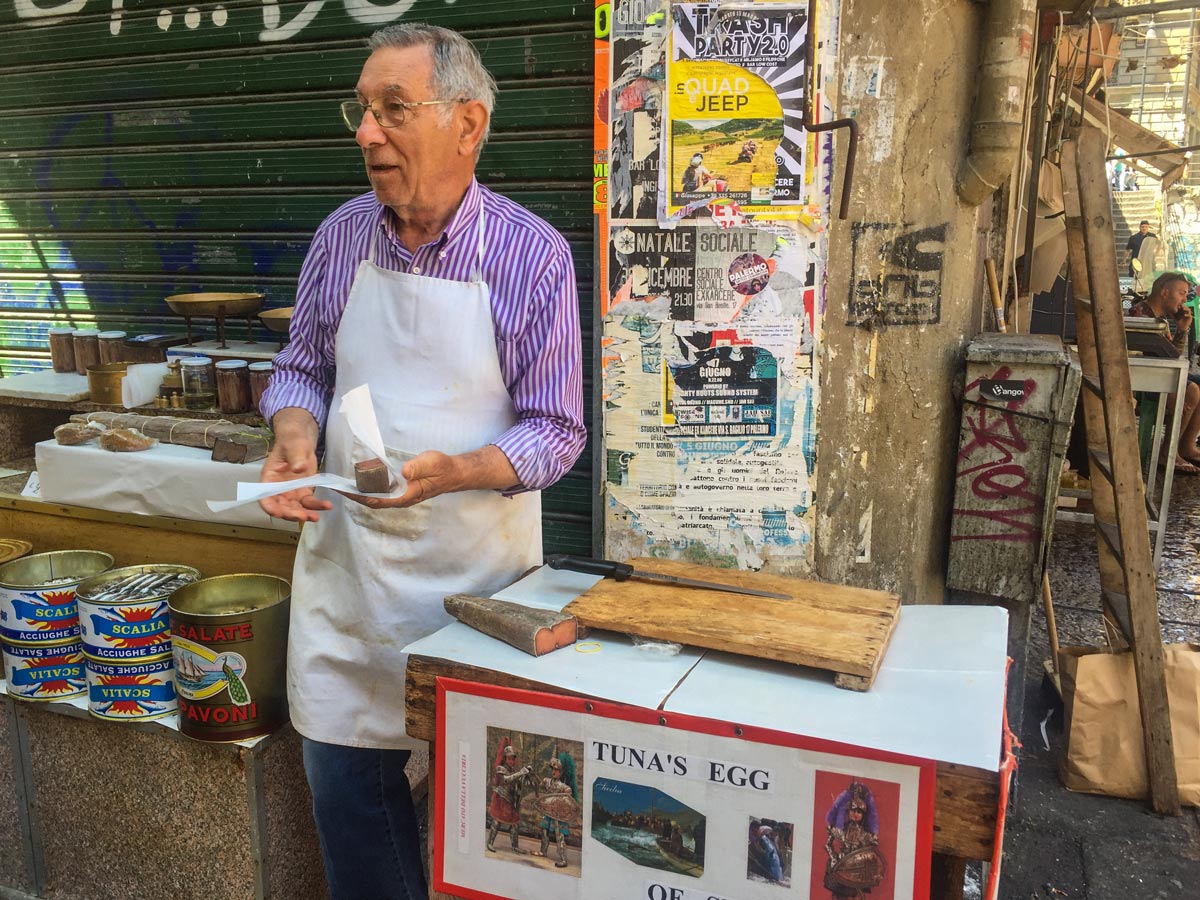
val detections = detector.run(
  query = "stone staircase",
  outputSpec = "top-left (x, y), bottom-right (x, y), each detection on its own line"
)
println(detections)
top-left (1111, 188), bottom-right (1162, 272)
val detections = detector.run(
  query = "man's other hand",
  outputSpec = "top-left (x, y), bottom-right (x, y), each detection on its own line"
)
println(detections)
top-left (259, 407), bottom-right (332, 522)
top-left (342, 445), bottom-right (521, 510)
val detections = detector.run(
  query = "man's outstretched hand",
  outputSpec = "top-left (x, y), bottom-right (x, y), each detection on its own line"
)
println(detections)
top-left (259, 407), bottom-right (332, 522)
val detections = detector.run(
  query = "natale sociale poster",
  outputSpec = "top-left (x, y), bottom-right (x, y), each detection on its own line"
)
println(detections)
top-left (436, 680), bottom-right (935, 900)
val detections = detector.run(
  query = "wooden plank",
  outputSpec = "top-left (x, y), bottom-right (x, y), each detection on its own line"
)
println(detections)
top-left (0, 496), bottom-right (298, 581)
top-left (1061, 140), bottom-right (1138, 640)
top-left (562, 558), bottom-right (900, 687)
top-left (1065, 130), bottom-right (1180, 815)
top-left (404, 658), bottom-right (999, 861)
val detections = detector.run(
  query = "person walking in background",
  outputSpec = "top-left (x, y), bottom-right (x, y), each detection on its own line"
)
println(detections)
top-left (1126, 219), bottom-right (1157, 278)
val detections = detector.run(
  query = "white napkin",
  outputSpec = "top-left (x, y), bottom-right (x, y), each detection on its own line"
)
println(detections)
top-left (205, 383), bottom-right (407, 513)
top-left (121, 363), bottom-right (169, 408)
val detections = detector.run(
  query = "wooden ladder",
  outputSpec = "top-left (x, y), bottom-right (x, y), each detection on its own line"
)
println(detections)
top-left (1060, 125), bottom-right (1179, 815)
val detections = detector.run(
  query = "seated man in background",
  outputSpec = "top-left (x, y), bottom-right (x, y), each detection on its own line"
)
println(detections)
top-left (1128, 272), bottom-right (1200, 474)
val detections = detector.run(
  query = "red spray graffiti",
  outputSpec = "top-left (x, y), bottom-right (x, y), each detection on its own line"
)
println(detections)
top-left (952, 366), bottom-right (1043, 544)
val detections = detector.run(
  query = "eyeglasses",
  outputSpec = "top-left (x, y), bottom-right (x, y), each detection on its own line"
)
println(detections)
top-left (339, 96), bottom-right (465, 131)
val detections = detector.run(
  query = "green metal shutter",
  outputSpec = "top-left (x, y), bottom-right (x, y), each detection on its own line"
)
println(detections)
top-left (0, 0), bottom-right (593, 553)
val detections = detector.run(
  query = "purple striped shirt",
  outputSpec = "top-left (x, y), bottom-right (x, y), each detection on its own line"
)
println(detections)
top-left (260, 179), bottom-right (586, 492)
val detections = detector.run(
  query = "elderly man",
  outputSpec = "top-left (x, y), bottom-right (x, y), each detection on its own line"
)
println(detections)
top-left (1125, 220), bottom-right (1156, 279)
top-left (257, 23), bottom-right (585, 899)
top-left (1129, 272), bottom-right (1199, 474)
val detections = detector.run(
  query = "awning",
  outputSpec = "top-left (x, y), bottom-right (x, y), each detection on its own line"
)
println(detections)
top-left (1069, 90), bottom-right (1190, 188)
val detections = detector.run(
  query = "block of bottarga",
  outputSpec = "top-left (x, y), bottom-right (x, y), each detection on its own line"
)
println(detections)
top-left (443, 594), bottom-right (578, 656)
top-left (354, 457), bottom-right (392, 493)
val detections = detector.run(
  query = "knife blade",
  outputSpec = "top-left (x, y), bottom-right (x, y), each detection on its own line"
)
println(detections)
top-left (544, 554), bottom-right (791, 600)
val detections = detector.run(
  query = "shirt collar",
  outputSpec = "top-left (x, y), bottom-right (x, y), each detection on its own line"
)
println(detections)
top-left (378, 178), bottom-right (481, 255)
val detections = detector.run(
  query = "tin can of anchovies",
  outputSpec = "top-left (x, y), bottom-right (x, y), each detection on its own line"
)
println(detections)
top-left (76, 564), bottom-right (200, 662)
top-left (169, 574), bottom-right (290, 743)
top-left (2, 639), bottom-right (86, 701)
top-left (84, 656), bottom-right (176, 722)
top-left (0, 550), bottom-right (114, 645)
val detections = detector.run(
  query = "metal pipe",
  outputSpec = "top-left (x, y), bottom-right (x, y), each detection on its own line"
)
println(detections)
top-left (802, 0), bottom-right (858, 219)
top-left (1090, 1), bottom-right (1200, 22)
top-left (1107, 143), bottom-right (1200, 160)
top-left (1139, 17), bottom-right (1153, 127)
top-left (1020, 39), bottom-right (1054, 297)
top-left (956, 0), bottom-right (1040, 206)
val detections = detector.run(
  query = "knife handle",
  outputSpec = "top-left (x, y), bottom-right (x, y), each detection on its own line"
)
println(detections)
top-left (544, 554), bottom-right (634, 581)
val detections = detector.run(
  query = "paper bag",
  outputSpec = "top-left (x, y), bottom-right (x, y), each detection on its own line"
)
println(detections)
top-left (1058, 644), bottom-right (1200, 806)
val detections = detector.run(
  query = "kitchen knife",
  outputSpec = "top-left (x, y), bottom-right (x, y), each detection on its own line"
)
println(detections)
top-left (544, 554), bottom-right (791, 600)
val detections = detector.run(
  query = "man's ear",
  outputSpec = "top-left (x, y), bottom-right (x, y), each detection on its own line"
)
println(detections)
top-left (458, 100), bottom-right (489, 158)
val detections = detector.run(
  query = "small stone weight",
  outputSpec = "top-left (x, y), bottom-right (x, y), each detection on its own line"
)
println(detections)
top-left (354, 458), bottom-right (391, 493)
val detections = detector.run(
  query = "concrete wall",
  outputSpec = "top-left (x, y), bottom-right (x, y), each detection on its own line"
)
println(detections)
top-left (816, 1), bottom-right (991, 603)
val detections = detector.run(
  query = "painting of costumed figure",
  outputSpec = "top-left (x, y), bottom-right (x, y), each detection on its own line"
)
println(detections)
top-left (536, 752), bottom-right (579, 868)
top-left (484, 728), bottom-right (584, 875)
top-left (486, 738), bottom-right (534, 856)
top-left (810, 773), bottom-right (900, 899)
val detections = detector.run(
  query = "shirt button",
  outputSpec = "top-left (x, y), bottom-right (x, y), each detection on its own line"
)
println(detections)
top-left (439, 251), bottom-right (448, 259)
top-left (412, 266), bottom-right (421, 274)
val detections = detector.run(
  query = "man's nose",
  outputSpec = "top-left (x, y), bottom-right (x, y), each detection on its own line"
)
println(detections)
top-left (356, 113), bottom-right (385, 149)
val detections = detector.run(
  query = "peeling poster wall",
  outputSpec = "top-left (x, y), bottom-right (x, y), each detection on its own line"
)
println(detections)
top-left (599, 0), bottom-right (836, 571)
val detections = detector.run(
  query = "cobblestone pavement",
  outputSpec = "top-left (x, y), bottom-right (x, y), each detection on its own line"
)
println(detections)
top-left (999, 474), bottom-right (1200, 898)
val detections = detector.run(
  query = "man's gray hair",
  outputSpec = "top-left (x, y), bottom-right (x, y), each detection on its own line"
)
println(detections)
top-left (367, 23), bottom-right (497, 145)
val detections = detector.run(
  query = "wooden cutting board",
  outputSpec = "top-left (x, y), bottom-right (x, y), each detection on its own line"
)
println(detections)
top-left (562, 558), bottom-right (900, 691)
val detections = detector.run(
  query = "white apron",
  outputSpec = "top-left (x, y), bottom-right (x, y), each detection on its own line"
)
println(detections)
top-left (288, 207), bottom-right (543, 749)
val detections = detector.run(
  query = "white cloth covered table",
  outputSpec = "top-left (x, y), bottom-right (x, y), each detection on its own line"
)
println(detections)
top-left (35, 439), bottom-right (297, 532)
top-left (405, 566), bottom-right (1008, 771)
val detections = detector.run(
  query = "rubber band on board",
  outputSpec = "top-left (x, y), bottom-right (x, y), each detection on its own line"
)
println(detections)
top-left (575, 641), bottom-right (602, 654)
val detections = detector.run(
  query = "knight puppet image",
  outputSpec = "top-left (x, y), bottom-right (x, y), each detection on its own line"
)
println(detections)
top-left (487, 741), bottom-right (533, 854)
top-left (536, 751), bottom-right (579, 868)
top-left (823, 780), bottom-right (887, 898)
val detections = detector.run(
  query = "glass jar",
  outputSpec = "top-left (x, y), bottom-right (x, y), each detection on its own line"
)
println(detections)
top-left (48, 327), bottom-right (77, 373)
top-left (72, 329), bottom-right (101, 376)
top-left (97, 330), bottom-right (127, 365)
top-left (215, 359), bottom-right (251, 414)
top-left (180, 357), bottom-right (217, 410)
top-left (159, 359), bottom-right (184, 401)
top-left (248, 361), bottom-right (273, 413)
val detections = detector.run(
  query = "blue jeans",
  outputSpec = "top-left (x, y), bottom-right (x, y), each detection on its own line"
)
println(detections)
top-left (302, 738), bottom-right (428, 900)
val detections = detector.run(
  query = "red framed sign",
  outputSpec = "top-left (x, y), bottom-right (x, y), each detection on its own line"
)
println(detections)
top-left (435, 678), bottom-right (935, 900)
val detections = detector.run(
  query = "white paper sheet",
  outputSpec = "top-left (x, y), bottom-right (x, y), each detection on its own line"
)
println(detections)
top-left (339, 383), bottom-right (392, 475)
top-left (206, 472), bottom-right (407, 512)
top-left (121, 363), bottom-right (169, 408)
top-left (206, 383), bottom-right (408, 512)
top-left (21, 471), bottom-right (40, 498)
top-left (404, 622), bottom-right (705, 710)
top-left (663, 605), bottom-right (1010, 770)
top-left (490, 565), bottom-right (604, 610)
top-left (404, 566), bottom-right (703, 707)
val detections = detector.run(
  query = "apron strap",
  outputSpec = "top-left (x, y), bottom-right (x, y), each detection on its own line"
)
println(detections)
top-left (473, 203), bottom-right (486, 283)
top-left (368, 205), bottom-right (386, 265)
